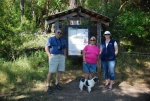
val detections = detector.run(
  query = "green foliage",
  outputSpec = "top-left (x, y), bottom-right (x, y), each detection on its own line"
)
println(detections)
top-left (116, 2), bottom-right (150, 45)
top-left (66, 57), bottom-right (83, 70)
top-left (0, 0), bottom-right (149, 54)
top-left (84, 0), bottom-right (102, 12)
top-left (0, 50), bottom-right (48, 94)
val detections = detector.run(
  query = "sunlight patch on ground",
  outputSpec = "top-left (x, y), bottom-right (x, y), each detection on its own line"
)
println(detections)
top-left (144, 62), bottom-right (150, 69)
top-left (136, 59), bottom-right (140, 63)
top-left (30, 70), bottom-right (83, 92)
top-left (116, 81), bottom-right (150, 97)
top-left (61, 70), bottom-right (83, 84)
top-left (31, 82), bottom-right (46, 92)
top-left (0, 72), bottom-right (8, 83)
top-left (11, 95), bottom-right (30, 100)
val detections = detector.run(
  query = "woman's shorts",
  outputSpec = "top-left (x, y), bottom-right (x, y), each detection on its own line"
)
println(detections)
top-left (83, 62), bottom-right (96, 73)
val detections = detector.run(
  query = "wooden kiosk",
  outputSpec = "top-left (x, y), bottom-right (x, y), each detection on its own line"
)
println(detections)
top-left (45, 6), bottom-right (111, 57)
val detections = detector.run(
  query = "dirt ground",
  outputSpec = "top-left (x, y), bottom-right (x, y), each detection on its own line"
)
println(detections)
top-left (0, 70), bottom-right (150, 101)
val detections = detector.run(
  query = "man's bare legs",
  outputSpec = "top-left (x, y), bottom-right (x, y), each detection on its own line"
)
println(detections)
top-left (55, 71), bottom-right (61, 85)
top-left (47, 71), bottom-right (62, 91)
top-left (47, 72), bottom-right (53, 93)
top-left (47, 72), bottom-right (52, 86)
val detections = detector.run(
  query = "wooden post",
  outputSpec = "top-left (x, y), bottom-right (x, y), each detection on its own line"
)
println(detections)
top-left (45, 20), bottom-right (48, 33)
top-left (97, 22), bottom-right (101, 48)
top-left (97, 21), bottom-right (101, 73)
top-left (55, 21), bottom-right (59, 33)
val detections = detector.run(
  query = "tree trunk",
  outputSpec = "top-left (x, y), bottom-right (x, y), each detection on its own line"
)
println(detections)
top-left (31, 0), bottom-right (35, 18)
top-left (69, 0), bottom-right (76, 9)
top-left (69, 0), bottom-right (78, 25)
top-left (20, 0), bottom-right (24, 23)
top-left (102, 0), bottom-right (108, 15)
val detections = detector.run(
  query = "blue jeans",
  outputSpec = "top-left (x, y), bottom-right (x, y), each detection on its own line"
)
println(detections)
top-left (101, 60), bottom-right (116, 80)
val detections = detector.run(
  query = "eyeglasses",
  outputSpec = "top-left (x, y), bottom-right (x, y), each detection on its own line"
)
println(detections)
top-left (90, 40), bottom-right (96, 41)
top-left (104, 34), bottom-right (110, 35)
top-left (57, 32), bottom-right (62, 34)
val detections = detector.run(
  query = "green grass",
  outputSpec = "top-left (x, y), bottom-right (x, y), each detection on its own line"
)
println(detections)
top-left (116, 53), bottom-right (150, 85)
top-left (0, 50), bottom-right (48, 94)
top-left (18, 34), bottom-right (50, 50)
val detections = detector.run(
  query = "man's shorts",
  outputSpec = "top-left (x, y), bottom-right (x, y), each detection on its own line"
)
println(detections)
top-left (83, 62), bottom-right (96, 73)
top-left (49, 54), bottom-right (65, 73)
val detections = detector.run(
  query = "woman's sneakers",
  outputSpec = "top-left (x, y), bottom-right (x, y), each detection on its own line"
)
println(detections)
top-left (108, 87), bottom-right (112, 91)
top-left (103, 83), bottom-right (110, 88)
top-left (103, 84), bottom-right (113, 91)
top-left (103, 84), bottom-right (109, 88)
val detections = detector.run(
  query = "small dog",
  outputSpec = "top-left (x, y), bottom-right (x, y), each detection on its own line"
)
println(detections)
top-left (79, 76), bottom-right (99, 93)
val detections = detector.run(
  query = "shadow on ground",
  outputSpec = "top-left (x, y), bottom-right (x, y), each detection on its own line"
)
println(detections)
top-left (0, 78), bottom-right (150, 101)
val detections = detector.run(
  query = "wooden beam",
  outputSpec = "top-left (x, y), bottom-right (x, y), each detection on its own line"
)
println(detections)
top-left (79, 12), bottom-right (91, 18)
top-left (59, 12), bottom-right (78, 20)
top-left (46, 18), bottom-right (59, 25)
top-left (46, 12), bottom-right (78, 24)
top-left (46, 12), bottom-right (110, 26)
top-left (66, 17), bottom-right (90, 20)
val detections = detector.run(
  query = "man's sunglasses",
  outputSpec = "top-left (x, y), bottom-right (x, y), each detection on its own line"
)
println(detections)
top-left (57, 32), bottom-right (62, 34)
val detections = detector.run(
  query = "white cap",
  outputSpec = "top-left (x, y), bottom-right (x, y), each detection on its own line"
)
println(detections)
top-left (104, 31), bottom-right (111, 34)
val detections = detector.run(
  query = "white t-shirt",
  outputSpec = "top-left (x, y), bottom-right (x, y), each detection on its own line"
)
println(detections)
top-left (106, 41), bottom-right (117, 47)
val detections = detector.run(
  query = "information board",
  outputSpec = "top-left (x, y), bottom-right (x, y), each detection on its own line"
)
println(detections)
top-left (68, 26), bottom-right (89, 56)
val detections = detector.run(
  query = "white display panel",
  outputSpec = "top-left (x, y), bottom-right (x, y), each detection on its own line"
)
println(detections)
top-left (68, 26), bottom-right (89, 56)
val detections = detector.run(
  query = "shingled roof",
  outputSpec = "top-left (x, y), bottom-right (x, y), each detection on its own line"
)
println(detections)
top-left (45, 6), bottom-right (111, 26)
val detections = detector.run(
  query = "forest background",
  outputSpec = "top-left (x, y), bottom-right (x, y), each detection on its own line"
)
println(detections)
top-left (0, 0), bottom-right (149, 100)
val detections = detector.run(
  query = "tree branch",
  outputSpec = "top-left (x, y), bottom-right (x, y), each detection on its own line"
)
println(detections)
top-left (118, 0), bottom-right (129, 11)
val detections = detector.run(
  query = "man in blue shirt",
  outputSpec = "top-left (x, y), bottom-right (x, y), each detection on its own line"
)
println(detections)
top-left (45, 29), bottom-right (67, 94)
